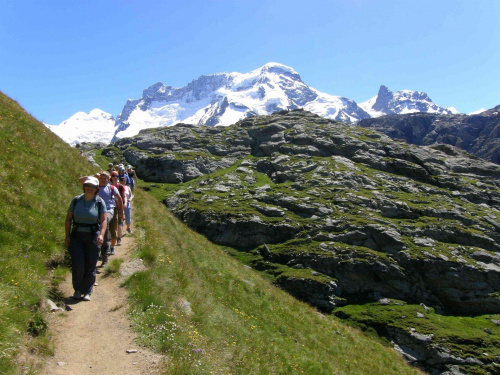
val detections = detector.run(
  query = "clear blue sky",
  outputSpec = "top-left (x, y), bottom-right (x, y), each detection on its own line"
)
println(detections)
top-left (1, 0), bottom-right (499, 124)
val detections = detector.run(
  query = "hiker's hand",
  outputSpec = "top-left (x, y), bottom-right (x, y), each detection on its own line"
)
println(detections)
top-left (96, 235), bottom-right (104, 246)
top-left (65, 235), bottom-right (70, 247)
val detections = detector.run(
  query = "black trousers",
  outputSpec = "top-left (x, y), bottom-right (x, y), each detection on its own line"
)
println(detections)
top-left (69, 230), bottom-right (101, 295)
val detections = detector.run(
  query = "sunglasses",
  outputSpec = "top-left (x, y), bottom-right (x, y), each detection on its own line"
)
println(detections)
top-left (83, 184), bottom-right (97, 188)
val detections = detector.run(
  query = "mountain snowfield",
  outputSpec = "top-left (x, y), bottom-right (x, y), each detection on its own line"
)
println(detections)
top-left (46, 63), bottom-right (460, 145)
top-left (45, 109), bottom-right (116, 145)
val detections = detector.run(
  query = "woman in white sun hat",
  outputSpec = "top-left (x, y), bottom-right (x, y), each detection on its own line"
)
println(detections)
top-left (65, 176), bottom-right (107, 301)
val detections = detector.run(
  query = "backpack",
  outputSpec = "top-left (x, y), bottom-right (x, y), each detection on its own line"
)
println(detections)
top-left (71, 195), bottom-right (104, 233)
top-left (114, 183), bottom-right (125, 197)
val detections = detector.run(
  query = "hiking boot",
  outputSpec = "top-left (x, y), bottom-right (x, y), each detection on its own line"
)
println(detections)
top-left (72, 291), bottom-right (82, 299)
top-left (101, 256), bottom-right (108, 266)
top-left (117, 238), bottom-right (121, 246)
top-left (109, 247), bottom-right (115, 255)
top-left (127, 228), bottom-right (132, 234)
top-left (82, 294), bottom-right (91, 301)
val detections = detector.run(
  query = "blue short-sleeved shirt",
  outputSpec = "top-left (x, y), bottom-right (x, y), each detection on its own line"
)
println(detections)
top-left (98, 184), bottom-right (119, 213)
top-left (68, 195), bottom-right (106, 232)
top-left (118, 172), bottom-right (131, 186)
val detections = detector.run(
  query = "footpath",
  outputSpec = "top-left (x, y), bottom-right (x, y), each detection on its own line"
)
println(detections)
top-left (42, 232), bottom-right (162, 375)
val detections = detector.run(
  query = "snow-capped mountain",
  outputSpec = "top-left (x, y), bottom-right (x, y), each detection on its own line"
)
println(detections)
top-left (360, 85), bottom-right (458, 118)
top-left (469, 108), bottom-right (486, 115)
top-left (113, 63), bottom-right (369, 139)
top-left (49, 63), bottom-right (465, 145)
top-left (45, 109), bottom-right (116, 145)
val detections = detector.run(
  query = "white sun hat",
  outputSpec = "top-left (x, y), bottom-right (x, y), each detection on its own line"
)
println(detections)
top-left (83, 176), bottom-right (99, 187)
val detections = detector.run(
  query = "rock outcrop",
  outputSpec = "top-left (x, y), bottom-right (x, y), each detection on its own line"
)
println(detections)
top-left (358, 104), bottom-right (500, 165)
top-left (115, 109), bottom-right (500, 313)
top-left (112, 109), bottom-right (500, 374)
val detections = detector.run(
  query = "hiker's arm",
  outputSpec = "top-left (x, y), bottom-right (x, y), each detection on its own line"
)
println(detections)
top-left (65, 211), bottom-right (73, 246)
top-left (115, 193), bottom-right (125, 221)
top-left (97, 212), bottom-right (107, 246)
top-left (121, 189), bottom-right (127, 208)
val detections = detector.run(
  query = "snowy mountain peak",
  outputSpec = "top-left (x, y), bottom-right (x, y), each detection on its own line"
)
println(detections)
top-left (46, 109), bottom-right (116, 146)
top-left (360, 85), bottom-right (455, 118)
top-left (373, 85), bottom-right (393, 112)
top-left (143, 82), bottom-right (167, 98)
top-left (51, 63), bottom-right (466, 145)
top-left (378, 85), bottom-right (390, 93)
top-left (113, 63), bottom-right (369, 139)
top-left (256, 62), bottom-right (302, 81)
top-left (61, 108), bottom-right (114, 124)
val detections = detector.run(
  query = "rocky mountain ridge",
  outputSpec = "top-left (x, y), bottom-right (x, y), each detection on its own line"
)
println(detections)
top-left (360, 85), bottom-right (458, 118)
top-left (359, 104), bottom-right (500, 164)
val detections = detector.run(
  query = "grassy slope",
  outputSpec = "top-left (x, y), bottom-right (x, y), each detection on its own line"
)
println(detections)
top-left (0, 92), bottom-right (421, 374)
top-left (0, 92), bottom-right (96, 373)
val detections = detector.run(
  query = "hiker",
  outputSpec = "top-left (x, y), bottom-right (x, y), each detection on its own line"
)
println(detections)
top-left (107, 163), bottom-right (114, 174)
top-left (118, 165), bottom-right (131, 186)
top-left (120, 175), bottom-right (134, 234)
top-left (65, 176), bottom-right (107, 301)
top-left (95, 172), bottom-right (124, 264)
top-left (111, 171), bottom-right (127, 246)
top-left (126, 165), bottom-right (137, 191)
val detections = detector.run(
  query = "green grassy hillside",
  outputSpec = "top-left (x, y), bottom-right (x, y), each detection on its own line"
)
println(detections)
top-left (0, 91), bottom-right (421, 374)
top-left (0, 92), bottom-right (96, 373)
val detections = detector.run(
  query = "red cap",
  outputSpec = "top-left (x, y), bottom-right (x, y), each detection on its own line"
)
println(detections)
top-left (111, 171), bottom-right (119, 176)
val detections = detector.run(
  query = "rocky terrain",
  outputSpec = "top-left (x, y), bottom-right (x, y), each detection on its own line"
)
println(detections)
top-left (358, 104), bottom-right (500, 165)
top-left (109, 109), bottom-right (500, 374)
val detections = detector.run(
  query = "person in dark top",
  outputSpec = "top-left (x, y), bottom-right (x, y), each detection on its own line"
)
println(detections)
top-left (127, 165), bottom-right (137, 191)
top-left (65, 177), bottom-right (107, 301)
top-left (107, 163), bottom-right (114, 175)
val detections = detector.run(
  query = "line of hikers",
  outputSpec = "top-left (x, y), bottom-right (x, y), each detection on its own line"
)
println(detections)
top-left (64, 164), bottom-right (137, 301)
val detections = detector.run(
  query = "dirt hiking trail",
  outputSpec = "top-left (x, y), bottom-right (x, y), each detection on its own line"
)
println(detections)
top-left (43, 233), bottom-right (162, 375)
